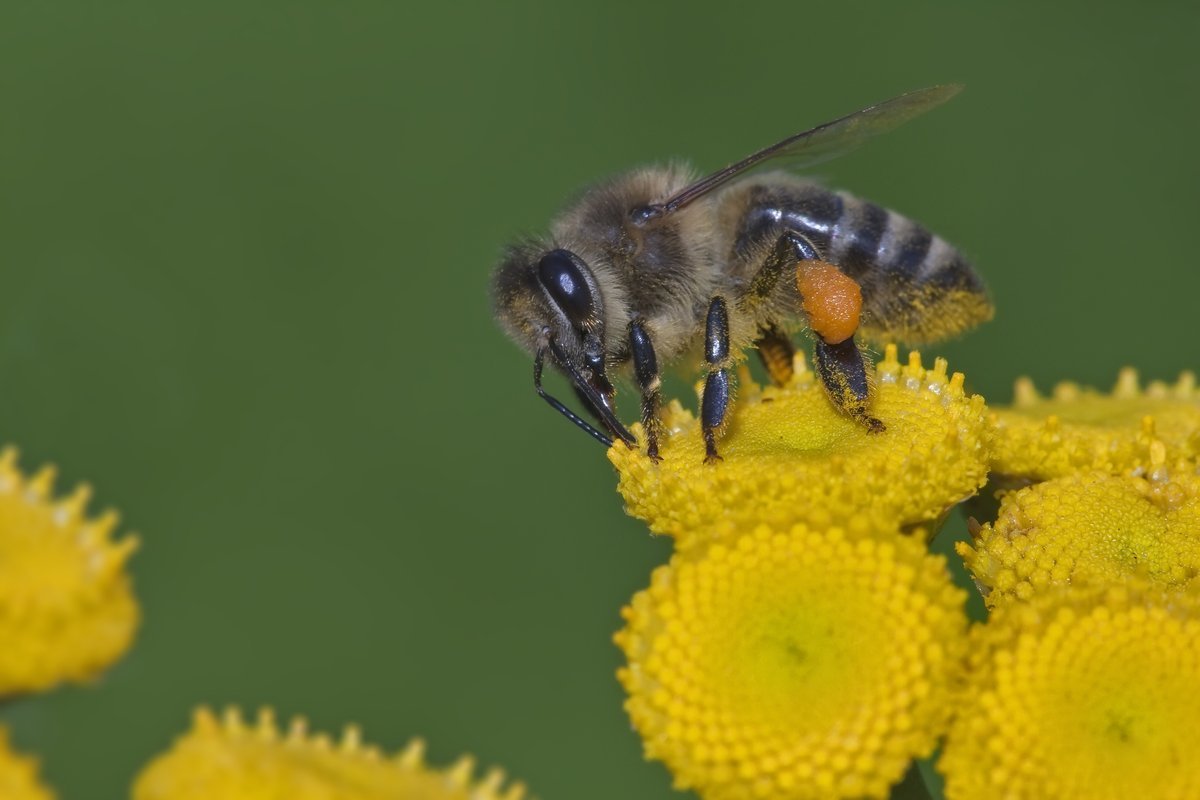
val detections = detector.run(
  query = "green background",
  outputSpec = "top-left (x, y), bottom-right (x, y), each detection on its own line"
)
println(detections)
top-left (1, 2), bottom-right (1197, 798)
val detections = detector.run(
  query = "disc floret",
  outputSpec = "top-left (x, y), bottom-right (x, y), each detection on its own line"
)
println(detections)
top-left (939, 583), bottom-right (1200, 800)
top-left (0, 448), bottom-right (140, 696)
top-left (989, 368), bottom-right (1200, 479)
top-left (615, 522), bottom-right (968, 800)
top-left (133, 707), bottom-right (530, 800)
top-left (610, 346), bottom-right (991, 551)
top-left (959, 469), bottom-right (1200, 607)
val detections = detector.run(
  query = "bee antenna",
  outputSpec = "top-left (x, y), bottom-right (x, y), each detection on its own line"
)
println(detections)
top-left (545, 337), bottom-right (638, 447)
top-left (534, 348), bottom-right (615, 448)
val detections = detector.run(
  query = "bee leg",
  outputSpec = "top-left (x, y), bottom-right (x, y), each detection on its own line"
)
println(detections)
top-left (629, 319), bottom-right (663, 462)
top-left (755, 325), bottom-right (795, 387)
top-left (535, 335), bottom-right (637, 448)
top-left (533, 348), bottom-right (615, 447)
top-left (741, 232), bottom-right (817, 388)
top-left (701, 296), bottom-right (733, 464)
top-left (745, 231), bottom-right (821, 304)
top-left (570, 385), bottom-right (613, 431)
top-left (813, 337), bottom-right (885, 433)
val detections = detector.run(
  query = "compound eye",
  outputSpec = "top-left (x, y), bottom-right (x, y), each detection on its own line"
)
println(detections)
top-left (537, 249), bottom-right (595, 327)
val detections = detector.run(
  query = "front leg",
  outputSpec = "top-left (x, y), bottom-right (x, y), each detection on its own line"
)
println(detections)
top-left (628, 319), bottom-right (663, 462)
top-left (701, 296), bottom-right (733, 464)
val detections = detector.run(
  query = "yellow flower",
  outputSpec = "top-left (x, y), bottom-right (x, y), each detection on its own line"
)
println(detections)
top-left (959, 470), bottom-right (1200, 607)
top-left (0, 447), bottom-right (139, 696)
top-left (609, 346), bottom-right (991, 551)
top-left (989, 368), bottom-right (1200, 479)
top-left (0, 727), bottom-right (55, 800)
top-left (614, 523), bottom-right (968, 800)
top-left (939, 583), bottom-right (1200, 800)
top-left (132, 707), bottom-right (531, 800)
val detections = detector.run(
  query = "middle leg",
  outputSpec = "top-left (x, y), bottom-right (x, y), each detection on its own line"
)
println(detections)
top-left (701, 296), bottom-right (734, 463)
top-left (755, 325), bottom-right (796, 387)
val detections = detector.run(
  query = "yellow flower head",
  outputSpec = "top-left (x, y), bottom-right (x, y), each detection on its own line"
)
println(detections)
top-left (610, 346), bottom-right (991, 551)
top-left (0, 728), bottom-right (55, 800)
top-left (0, 448), bottom-right (139, 696)
top-left (959, 470), bottom-right (1200, 607)
top-left (614, 523), bottom-right (968, 800)
top-left (990, 368), bottom-right (1200, 479)
top-left (939, 583), bottom-right (1200, 800)
top-left (133, 707), bottom-right (530, 800)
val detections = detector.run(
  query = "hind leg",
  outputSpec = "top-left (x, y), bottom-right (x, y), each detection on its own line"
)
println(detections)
top-left (813, 337), bottom-right (884, 432)
top-left (740, 229), bottom-right (884, 431)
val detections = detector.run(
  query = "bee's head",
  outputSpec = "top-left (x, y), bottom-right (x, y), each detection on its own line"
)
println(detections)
top-left (491, 241), bottom-right (635, 447)
top-left (491, 242), bottom-right (606, 365)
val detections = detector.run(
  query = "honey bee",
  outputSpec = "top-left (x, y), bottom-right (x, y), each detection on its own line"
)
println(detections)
top-left (492, 85), bottom-right (992, 463)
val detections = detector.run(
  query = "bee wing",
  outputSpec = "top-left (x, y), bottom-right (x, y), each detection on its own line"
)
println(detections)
top-left (659, 84), bottom-right (963, 215)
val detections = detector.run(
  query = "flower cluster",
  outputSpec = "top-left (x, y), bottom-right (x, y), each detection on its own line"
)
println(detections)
top-left (0, 447), bottom-right (143, 799)
top-left (615, 523), bottom-right (967, 799)
top-left (6, 320), bottom-right (1199, 800)
top-left (0, 448), bottom-right (140, 697)
top-left (609, 353), bottom-right (1200, 799)
top-left (134, 707), bottom-right (529, 800)
top-left (610, 346), bottom-right (990, 550)
top-left (0, 728), bottom-right (54, 800)
top-left (0, 447), bottom-right (531, 798)
top-left (940, 583), bottom-right (1200, 799)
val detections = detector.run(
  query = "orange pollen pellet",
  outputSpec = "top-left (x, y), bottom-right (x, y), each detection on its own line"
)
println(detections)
top-left (797, 261), bottom-right (862, 344)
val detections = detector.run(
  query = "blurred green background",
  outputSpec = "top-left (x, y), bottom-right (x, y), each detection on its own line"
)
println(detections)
top-left (1, 2), bottom-right (1197, 797)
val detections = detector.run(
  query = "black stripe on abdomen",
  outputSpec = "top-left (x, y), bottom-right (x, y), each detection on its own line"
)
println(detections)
top-left (828, 196), bottom-right (887, 281)
top-left (733, 184), bottom-right (979, 295)
top-left (733, 184), bottom-right (845, 258)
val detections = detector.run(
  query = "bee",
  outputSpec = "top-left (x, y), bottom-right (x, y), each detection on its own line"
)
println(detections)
top-left (492, 85), bottom-right (992, 463)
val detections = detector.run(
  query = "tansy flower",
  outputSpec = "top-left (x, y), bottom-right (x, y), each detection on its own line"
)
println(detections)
top-left (0, 447), bottom-right (139, 696)
top-left (959, 470), bottom-right (1200, 607)
top-left (614, 522), bottom-right (968, 800)
top-left (939, 583), bottom-right (1200, 800)
top-left (989, 368), bottom-right (1200, 480)
top-left (132, 707), bottom-right (531, 800)
top-left (0, 728), bottom-right (55, 800)
top-left (609, 346), bottom-right (990, 551)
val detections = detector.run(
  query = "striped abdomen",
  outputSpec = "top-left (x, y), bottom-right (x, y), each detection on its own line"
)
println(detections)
top-left (731, 179), bottom-right (991, 342)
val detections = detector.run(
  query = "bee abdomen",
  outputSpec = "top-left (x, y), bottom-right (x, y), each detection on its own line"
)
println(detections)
top-left (734, 183), bottom-right (980, 295)
top-left (829, 192), bottom-right (981, 294)
top-left (730, 181), bottom-right (990, 341)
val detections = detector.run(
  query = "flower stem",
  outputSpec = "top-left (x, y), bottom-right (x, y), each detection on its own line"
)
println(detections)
top-left (891, 760), bottom-right (936, 800)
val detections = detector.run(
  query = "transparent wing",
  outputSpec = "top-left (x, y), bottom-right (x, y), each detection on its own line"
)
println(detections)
top-left (659, 84), bottom-right (963, 215)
